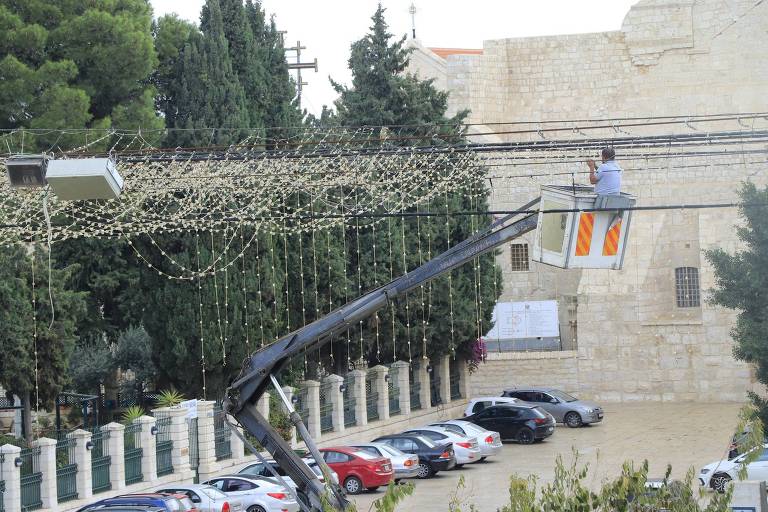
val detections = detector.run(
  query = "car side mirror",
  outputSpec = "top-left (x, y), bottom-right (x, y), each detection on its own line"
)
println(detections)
top-left (190, 496), bottom-right (201, 503)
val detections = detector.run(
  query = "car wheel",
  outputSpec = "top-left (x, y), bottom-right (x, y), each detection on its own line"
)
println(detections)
top-left (517, 427), bottom-right (535, 444)
top-left (344, 475), bottom-right (364, 495)
top-left (565, 412), bottom-right (583, 428)
top-left (710, 473), bottom-right (732, 493)
top-left (454, 464), bottom-right (464, 469)
top-left (416, 462), bottom-right (434, 479)
top-left (479, 457), bottom-right (487, 462)
top-left (247, 506), bottom-right (265, 512)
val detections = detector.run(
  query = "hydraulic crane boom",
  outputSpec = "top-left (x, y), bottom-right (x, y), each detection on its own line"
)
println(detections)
top-left (224, 200), bottom-right (539, 511)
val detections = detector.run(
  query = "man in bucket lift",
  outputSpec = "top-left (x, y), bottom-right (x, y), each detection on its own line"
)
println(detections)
top-left (587, 146), bottom-right (626, 210)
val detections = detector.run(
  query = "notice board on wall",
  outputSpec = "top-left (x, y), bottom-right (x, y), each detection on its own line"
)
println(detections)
top-left (485, 300), bottom-right (559, 340)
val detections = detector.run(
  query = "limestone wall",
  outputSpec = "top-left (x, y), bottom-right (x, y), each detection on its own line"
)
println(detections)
top-left (408, 0), bottom-right (768, 402)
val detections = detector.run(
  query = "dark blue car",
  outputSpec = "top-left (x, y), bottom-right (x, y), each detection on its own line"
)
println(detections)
top-left (77, 494), bottom-right (184, 512)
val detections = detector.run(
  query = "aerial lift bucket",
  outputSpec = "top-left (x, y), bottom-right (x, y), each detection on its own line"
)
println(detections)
top-left (531, 185), bottom-right (636, 269)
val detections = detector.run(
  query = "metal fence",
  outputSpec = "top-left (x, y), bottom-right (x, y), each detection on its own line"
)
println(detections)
top-left (90, 428), bottom-right (111, 494)
top-left (187, 417), bottom-right (199, 483)
top-left (409, 366), bottom-right (422, 411)
top-left (19, 446), bottom-right (42, 511)
top-left (449, 359), bottom-right (462, 400)
top-left (319, 384), bottom-right (333, 433)
top-left (55, 437), bottom-right (78, 503)
top-left (365, 372), bottom-right (379, 422)
top-left (1, 452), bottom-right (5, 512)
top-left (342, 376), bottom-right (356, 428)
top-left (430, 370), bottom-right (442, 407)
top-left (213, 405), bottom-right (232, 461)
top-left (155, 415), bottom-right (174, 476)
top-left (295, 388), bottom-right (310, 426)
top-left (387, 366), bottom-right (401, 416)
top-left (124, 422), bottom-right (143, 485)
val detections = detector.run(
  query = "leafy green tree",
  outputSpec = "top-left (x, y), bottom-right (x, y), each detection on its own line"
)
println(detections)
top-left (114, 326), bottom-right (157, 397)
top-left (0, 245), bottom-right (86, 441)
top-left (0, 0), bottom-right (163, 151)
top-left (328, 4), bottom-right (499, 365)
top-left (707, 182), bottom-right (768, 423)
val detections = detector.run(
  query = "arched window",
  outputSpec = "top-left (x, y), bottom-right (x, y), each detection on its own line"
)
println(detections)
top-left (675, 267), bottom-right (700, 308)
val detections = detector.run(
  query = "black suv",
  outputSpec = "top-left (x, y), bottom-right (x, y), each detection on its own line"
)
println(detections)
top-left (372, 434), bottom-right (455, 478)
top-left (462, 404), bottom-right (555, 444)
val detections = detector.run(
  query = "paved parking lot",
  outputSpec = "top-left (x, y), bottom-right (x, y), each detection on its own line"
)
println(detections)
top-left (349, 402), bottom-right (742, 511)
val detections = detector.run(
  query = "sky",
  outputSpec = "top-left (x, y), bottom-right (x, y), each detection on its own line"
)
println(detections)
top-left (149, 0), bottom-right (639, 116)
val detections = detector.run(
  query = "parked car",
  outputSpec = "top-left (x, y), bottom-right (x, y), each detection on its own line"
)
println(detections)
top-left (427, 420), bottom-right (503, 460)
top-left (462, 404), bottom-right (555, 444)
top-left (78, 494), bottom-right (188, 512)
top-left (350, 442), bottom-right (420, 480)
top-left (464, 396), bottom-right (523, 417)
top-left (501, 387), bottom-right (603, 427)
top-left (238, 458), bottom-right (339, 488)
top-left (203, 475), bottom-right (299, 512)
top-left (81, 508), bottom-right (166, 512)
top-left (373, 433), bottom-right (456, 478)
top-left (402, 427), bottom-right (481, 466)
top-left (699, 444), bottom-right (768, 492)
top-left (155, 484), bottom-right (243, 512)
top-left (311, 446), bottom-right (394, 495)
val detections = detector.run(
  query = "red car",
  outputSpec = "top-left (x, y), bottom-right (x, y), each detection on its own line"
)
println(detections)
top-left (316, 446), bottom-right (394, 495)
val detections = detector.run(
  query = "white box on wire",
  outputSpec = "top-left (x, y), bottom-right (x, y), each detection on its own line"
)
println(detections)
top-left (46, 158), bottom-right (124, 200)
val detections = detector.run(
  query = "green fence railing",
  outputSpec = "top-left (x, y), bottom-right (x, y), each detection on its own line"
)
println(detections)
top-left (366, 373), bottom-right (379, 422)
top-left (187, 417), bottom-right (199, 483)
top-left (343, 376), bottom-right (356, 428)
top-left (90, 428), bottom-right (111, 494)
top-left (155, 415), bottom-right (174, 477)
top-left (214, 405), bottom-right (232, 461)
top-left (56, 437), bottom-right (78, 503)
top-left (19, 447), bottom-right (42, 511)
top-left (409, 366), bottom-right (422, 411)
top-left (124, 423), bottom-right (143, 485)
top-left (449, 361), bottom-right (462, 400)
top-left (1, 453), bottom-right (6, 512)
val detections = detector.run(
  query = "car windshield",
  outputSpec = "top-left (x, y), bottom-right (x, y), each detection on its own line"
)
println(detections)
top-left (199, 486), bottom-right (228, 500)
top-left (353, 449), bottom-right (378, 460)
top-left (414, 435), bottom-right (437, 448)
top-left (549, 390), bottom-right (578, 402)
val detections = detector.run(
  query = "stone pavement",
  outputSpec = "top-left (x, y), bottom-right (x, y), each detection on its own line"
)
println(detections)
top-left (349, 402), bottom-right (743, 511)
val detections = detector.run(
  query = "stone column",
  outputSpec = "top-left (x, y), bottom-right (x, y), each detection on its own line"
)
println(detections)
top-left (0, 444), bottom-right (22, 512)
top-left (228, 417), bottom-right (245, 460)
top-left (416, 360), bottom-right (431, 411)
top-left (151, 407), bottom-right (192, 477)
top-left (137, 415), bottom-right (157, 482)
top-left (369, 365), bottom-right (389, 421)
top-left (348, 370), bottom-right (367, 427)
top-left (32, 437), bottom-right (57, 509)
top-left (438, 355), bottom-right (452, 404)
top-left (459, 359), bottom-right (471, 400)
top-left (303, 380), bottom-right (321, 440)
top-left (257, 392), bottom-right (271, 422)
top-left (196, 401), bottom-right (220, 481)
top-left (103, 422), bottom-right (126, 490)
top-left (281, 386), bottom-right (298, 448)
top-left (392, 361), bottom-right (411, 413)
top-left (324, 375), bottom-right (345, 433)
top-left (69, 429), bottom-right (93, 501)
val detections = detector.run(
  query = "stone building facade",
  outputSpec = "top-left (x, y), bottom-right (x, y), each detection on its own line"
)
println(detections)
top-left (407, 0), bottom-right (768, 402)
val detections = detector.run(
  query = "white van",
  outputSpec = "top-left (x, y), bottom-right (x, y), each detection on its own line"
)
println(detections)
top-left (463, 396), bottom-right (523, 417)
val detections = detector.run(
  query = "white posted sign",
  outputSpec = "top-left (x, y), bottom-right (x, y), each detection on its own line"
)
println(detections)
top-left (179, 399), bottom-right (198, 419)
top-left (485, 300), bottom-right (559, 340)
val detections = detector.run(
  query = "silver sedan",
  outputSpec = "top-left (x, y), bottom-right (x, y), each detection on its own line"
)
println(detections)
top-left (350, 442), bottom-right (420, 480)
top-left (204, 475), bottom-right (299, 512)
top-left (156, 484), bottom-right (244, 512)
top-left (427, 420), bottom-right (503, 460)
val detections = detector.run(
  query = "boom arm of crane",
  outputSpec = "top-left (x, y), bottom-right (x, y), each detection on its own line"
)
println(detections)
top-left (224, 200), bottom-right (539, 511)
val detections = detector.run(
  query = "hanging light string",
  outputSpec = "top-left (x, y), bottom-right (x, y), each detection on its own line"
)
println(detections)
top-left (195, 233), bottom-right (207, 399)
top-left (210, 230), bottom-right (226, 366)
top-left (31, 244), bottom-right (40, 412)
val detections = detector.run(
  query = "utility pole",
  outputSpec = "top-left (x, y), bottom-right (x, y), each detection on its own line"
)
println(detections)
top-left (285, 40), bottom-right (318, 106)
top-left (409, 3), bottom-right (417, 39)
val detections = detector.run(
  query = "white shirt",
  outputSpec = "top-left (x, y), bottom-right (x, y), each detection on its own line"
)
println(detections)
top-left (594, 160), bottom-right (622, 195)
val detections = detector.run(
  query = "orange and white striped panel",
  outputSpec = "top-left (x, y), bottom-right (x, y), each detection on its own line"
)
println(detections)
top-left (602, 217), bottom-right (623, 256)
top-left (575, 213), bottom-right (594, 256)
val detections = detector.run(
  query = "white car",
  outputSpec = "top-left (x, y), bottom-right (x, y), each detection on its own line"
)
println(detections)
top-left (427, 420), bottom-right (503, 460)
top-left (204, 474), bottom-right (300, 512)
top-left (156, 484), bottom-right (243, 512)
top-left (699, 444), bottom-right (768, 493)
top-left (350, 442), bottom-right (420, 480)
top-left (464, 397), bottom-right (524, 417)
top-left (238, 458), bottom-right (339, 489)
top-left (402, 427), bottom-right (481, 466)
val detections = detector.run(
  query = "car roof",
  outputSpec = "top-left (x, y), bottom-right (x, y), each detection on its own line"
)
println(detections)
top-left (471, 396), bottom-right (519, 401)
top-left (504, 387), bottom-right (556, 392)
top-left (87, 507), bottom-right (166, 512)
top-left (321, 446), bottom-right (363, 454)
top-left (481, 403), bottom-right (535, 410)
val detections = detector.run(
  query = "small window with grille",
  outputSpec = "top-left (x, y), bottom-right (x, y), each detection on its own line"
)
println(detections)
top-left (675, 267), bottom-right (700, 308)
top-left (510, 243), bottom-right (530, 271)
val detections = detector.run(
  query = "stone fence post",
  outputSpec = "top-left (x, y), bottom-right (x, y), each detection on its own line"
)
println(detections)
top-left (196, 401), bottom-right (220, 482)
top-left (151, 406), bottom-right (193, 477)
top-left (257, 392), bottom-right (270, 422)
top-left (370, 365), bottom-right (389, 421)
top-left (303, 380), bottom-right (321, 440)
top-left (438, 354), bottom-right (452, 405)
top-left (416, 360), bottom-right (431, 412)
top-left (229, 418), bottom-right (245, 461)
top-left (31, 437), bottom-right (57, 509)
top-left (137, 415), bottom-right (157, 483)
top-left (281, 386), bottom-right (298, 448)
top-left (349, 370), bottom-right (367, 427)
top-left (0, 444), bottom-right (22, 512)
top-left (392, 361), bottom-right (411, 413)
top-left (324, 375), bottom-right (345, 433)
top-left (70, 429), bottom-right (93, 501)
top-left (103, 422), bottom-right (125, 491)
